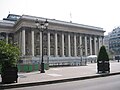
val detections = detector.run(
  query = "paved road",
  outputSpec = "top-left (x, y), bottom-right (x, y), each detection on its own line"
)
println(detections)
top-left (9, 75), bottom-right (120, 90)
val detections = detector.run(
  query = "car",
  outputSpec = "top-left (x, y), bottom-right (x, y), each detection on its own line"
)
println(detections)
top-left (87, 55), bottom-right (97, 63)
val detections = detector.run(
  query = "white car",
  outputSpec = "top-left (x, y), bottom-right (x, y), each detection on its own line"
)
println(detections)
top-left (87, 55), bottom-right (97, 63)
top-left (87, 55), bottom-right (97, 58)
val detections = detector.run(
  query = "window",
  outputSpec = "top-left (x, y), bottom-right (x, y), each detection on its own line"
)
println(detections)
top-left (36, 33), bottom-right (39, 41)
top-left (44, 47), bottom-right (47, 55)
top-left (43, 34), bottom-right (47, 41)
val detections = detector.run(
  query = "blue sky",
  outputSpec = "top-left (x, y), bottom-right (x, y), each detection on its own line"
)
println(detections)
top-left (0, 0), bottom-right (120, 35)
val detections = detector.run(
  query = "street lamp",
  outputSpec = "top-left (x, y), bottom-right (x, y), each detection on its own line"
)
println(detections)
top-left (35, 19), bottom-right (49, 73)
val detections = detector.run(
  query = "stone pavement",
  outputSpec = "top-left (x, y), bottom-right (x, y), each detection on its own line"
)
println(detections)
top-left (1, 61), bottom-right (120, 89)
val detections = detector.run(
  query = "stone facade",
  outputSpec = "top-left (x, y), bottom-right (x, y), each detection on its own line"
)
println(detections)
top-left (0, 14), bottom-right (105, 63)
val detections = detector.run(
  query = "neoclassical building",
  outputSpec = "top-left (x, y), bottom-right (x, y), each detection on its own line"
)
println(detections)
top-left (0, 14), bottom-right (104, 64)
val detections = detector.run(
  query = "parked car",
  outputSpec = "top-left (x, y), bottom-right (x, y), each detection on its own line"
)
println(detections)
top-left (87, 55), bottom-right (97, 63)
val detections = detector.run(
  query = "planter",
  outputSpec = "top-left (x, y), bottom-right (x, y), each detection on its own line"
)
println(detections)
top-left (0, 41), bottom-right (20, 84)
top-left (0, 65), bottom-right (1, 74)
top-left (97, 60), bottom-right (110, 73)
top-left (1, 66), bottom-right (18, 84)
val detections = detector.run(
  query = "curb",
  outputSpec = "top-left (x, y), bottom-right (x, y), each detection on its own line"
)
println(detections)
top-left (1, 72), bottom-right (120, 89)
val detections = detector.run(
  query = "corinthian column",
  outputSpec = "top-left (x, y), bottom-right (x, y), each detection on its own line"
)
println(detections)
top-left (74, 34), bottom-right (77, 57)
top-left (22, 29), bottom-right (25, 56)
top-left (98, 37), bottom-right (102, 50)
top-left (40, 31), bottom-right (42, 57)
top-left (79, 35), bottom-right (82, 56)
top-left (90, 36), bottom-right (92, 55)
top-left (55, 32), bottom-right (58, 56)
top-left (62, 33), bottom-right (64, 57)
top-left (31, 30), bottom-right (34, 56)
top-left (85, 36), bottom-right (87, 56)
top-left (94, 37), bottom-right (97, 55)
top-left (48, 32), bottom-right (50, 56)
top-left (6, 33), bottom-right (8, 44)
top-left (68, 34), bottom-right (71, 56)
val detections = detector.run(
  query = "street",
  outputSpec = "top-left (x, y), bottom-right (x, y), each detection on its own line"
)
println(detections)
top-left (8, 75), bottom-right (120, 90)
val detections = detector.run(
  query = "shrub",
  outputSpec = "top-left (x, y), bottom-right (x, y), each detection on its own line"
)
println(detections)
top-left (0, 40), bottom-right (20, 68)
top-left (97, 45), bottom-right (109, 61)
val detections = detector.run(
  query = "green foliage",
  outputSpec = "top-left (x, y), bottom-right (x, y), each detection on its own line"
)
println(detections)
top-left (97, 45), bottom-right (109, 61)
top-left (0, 40), bottom-right (20, 67)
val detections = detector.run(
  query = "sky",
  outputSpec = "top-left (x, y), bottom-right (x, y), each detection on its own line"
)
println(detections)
top-left (0, 0), bottom-right (120, 35)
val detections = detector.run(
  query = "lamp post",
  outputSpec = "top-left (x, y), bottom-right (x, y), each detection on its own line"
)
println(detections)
top-left (35, 19), bottom-right (49, 73)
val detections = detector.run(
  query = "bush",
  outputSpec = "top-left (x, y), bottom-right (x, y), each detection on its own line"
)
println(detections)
top-left (97, 46), bottom-right (109, 61)
top-left (97, 45), bottom-right (110, 73)
top-left (0, 40), bottom-right (20, 68)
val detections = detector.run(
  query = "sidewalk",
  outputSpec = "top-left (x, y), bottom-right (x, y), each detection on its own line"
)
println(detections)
top-left (1, 61), bottom-right (120, 89)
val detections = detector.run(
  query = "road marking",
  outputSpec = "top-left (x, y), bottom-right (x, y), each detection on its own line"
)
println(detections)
top-left (51, 68), bottom-right (60, 70)
top-left (47, 74), bottom-right (62, 77)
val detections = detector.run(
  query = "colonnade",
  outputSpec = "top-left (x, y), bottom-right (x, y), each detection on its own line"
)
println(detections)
top-left (20, 29), bottom-right (103, 57)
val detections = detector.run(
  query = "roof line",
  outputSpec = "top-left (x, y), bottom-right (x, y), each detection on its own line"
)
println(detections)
top-left (21, 14), bottom-right (103, 31)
